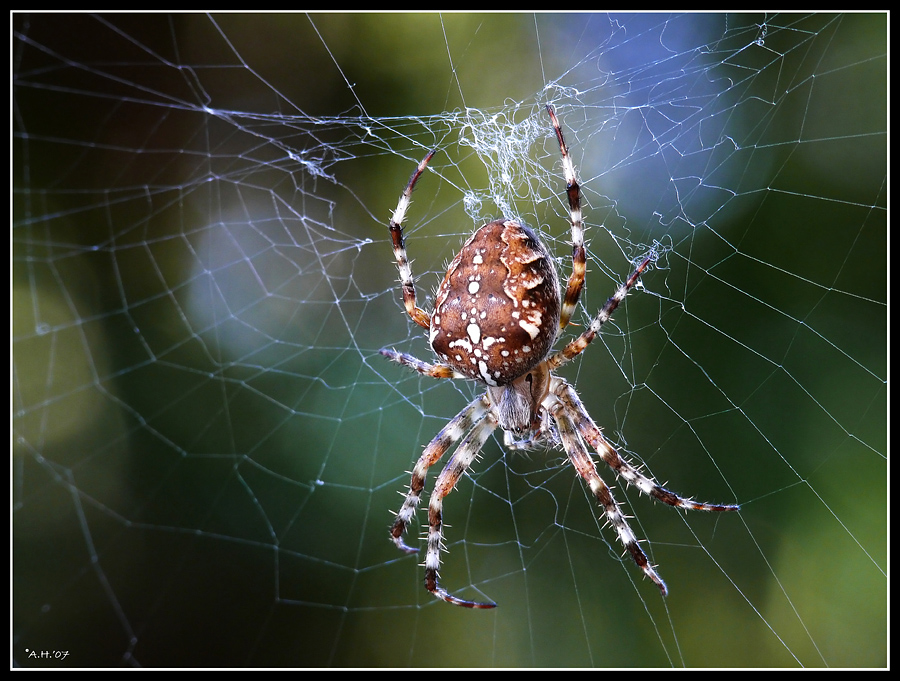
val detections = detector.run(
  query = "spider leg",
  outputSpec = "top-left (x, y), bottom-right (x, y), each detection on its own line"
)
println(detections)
top-left (388, 150), bottom-right (436, 329)
top-left (560, 384), bottom-right (740, 513)
top-left (390, 395), bottom-right (490, 553)
top-left (426, 411), bottom-right (498, 608)
top-left (550, 394), bottom-right (669, 596)
top-left (547, 105), bottom-right (586, 331)
top-left (548, 252), bottom-right (653, 371)
top-left (379, 347), bottom-right (466, 380)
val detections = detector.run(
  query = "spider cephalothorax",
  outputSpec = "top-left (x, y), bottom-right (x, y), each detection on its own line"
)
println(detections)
top-left (381, 105), bottom-right (739, 608)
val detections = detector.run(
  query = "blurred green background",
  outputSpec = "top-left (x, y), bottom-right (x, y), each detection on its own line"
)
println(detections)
top-left (13, 13), bottom-right (885, 668)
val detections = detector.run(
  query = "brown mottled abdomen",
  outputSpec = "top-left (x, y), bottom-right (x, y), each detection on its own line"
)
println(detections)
top-left (429, 220), bottom-right (561, 386)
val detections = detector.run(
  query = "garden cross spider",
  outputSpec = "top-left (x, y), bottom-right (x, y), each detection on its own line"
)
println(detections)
top-left (381, 105), bottom-right (739, 608)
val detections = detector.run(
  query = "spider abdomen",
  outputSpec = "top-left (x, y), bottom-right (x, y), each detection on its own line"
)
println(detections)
top-left (429, 219), bottom-right (561, 386)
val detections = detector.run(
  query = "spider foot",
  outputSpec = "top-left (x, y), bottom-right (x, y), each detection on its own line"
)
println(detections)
top-left (643, 565), bottom-right (669, 598)
top-left (390, 521), bottom-right (419, 554)
top-left (426, 569), bottom-right (496, 609)
top-left (624, 539), bottom-right (669, 597)
top-left (392, 536), bottom-right (419, 555)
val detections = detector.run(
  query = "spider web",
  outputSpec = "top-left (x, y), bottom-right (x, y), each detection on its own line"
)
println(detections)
top-left (13, 12), bottom-right (887, 668)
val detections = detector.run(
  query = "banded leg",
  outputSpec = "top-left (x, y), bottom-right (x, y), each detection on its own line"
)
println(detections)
top-left (547, 105), bottom-right (586, 331)
top-left (379, 347), bottom-right (465, 381)
top-left (550, 398), bottom-right (669, 595)
top-left (560, 383), bottom-right (740, 513)
top-left (388, 150), bottom-right (436, 329)
top-left (426, 412), bottom-right (498, 608)
top-left (548, 253), bottom-right (653, 372)
top-left (390, 395), bottom-right (490, 553)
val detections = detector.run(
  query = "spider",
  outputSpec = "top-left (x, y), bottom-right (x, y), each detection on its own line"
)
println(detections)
top-left (381, 105), bottom-right (739, 608)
